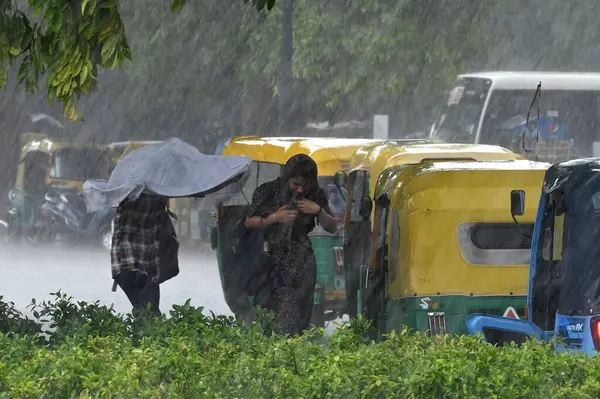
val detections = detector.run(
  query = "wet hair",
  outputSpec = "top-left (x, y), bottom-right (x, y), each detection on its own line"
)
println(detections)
top-left (281, 154), bottom-right (319, 198)
top-left (282, 154), bottom-right (318, 182)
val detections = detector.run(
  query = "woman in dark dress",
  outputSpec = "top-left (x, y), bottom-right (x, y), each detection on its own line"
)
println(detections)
top-left (245, 154), bottom-right (338, 335)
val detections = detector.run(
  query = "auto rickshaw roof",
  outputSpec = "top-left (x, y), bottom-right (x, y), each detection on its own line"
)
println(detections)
top-left (375, 159), bottom-right (550, 202)
top-left (108, 141), bottom-right (163, 149)
top-left (221, 136), bottom-right (383, 175)
top-left (21, 136), bottom-right (108, 158)
top-left (348, 139), bottom-right (443, 170)
top-left (541, 157), bottom-right (600, 195)
top-left (383, 144), bottom-right (526, 168)
top-left (350, 143), bottom-right (524, 173)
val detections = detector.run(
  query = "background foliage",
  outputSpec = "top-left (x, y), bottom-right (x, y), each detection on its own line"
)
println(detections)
top-left (2, 0), bottom-right (600, 201)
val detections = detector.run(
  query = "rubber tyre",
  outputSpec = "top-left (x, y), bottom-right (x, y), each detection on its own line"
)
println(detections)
top-left (100, 227), bottom-right (113, 251)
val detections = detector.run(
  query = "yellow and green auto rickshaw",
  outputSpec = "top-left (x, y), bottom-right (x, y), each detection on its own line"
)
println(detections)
top-left (338, 143), bottom-right (528, 319)
top-left (8, 134), bottom-right (115, 242)
top-left (213, 136), bottom-right (388, 326)
top-left (346, 159), bottom-right (550, 339)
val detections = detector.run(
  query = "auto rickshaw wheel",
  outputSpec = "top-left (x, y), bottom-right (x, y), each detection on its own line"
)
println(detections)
top-left (0, 221), bottom-right (8, 246)
top-left (100, 226), bottom-right (113, 251)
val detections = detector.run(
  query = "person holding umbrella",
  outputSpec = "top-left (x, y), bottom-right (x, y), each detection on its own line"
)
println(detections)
top-left (111, 194), bottom-right (177, 315)
top-left (82, 138), bottom-right (253, 316)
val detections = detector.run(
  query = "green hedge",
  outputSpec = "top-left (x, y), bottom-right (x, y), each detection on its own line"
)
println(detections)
top-left (0, 292), bottom-right (599, 398)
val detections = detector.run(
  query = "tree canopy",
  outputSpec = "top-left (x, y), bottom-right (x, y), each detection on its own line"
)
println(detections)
top-left (0, 0), bottom-right (488, 126)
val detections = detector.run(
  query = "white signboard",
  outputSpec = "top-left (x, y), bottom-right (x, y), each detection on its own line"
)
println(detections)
top-left (373, 114), bottom-right (389, 140)
top-left (594, 142), bottom-right (600, 157)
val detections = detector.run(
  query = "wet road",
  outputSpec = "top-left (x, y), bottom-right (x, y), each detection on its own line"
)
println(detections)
top-left (0, 243), bottom-right (230, 317)
top-left (0, 243), bottom-right (344, 332)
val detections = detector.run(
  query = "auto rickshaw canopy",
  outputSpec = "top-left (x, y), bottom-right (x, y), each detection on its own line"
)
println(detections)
top-left (220, 136), bottom-right (384, 175)
top-left (348, 142), bottom-right (527, 200)
top-left (373, 159), bottom-right (549, 298)
top-left (15, 134), bottom-right (113, 191)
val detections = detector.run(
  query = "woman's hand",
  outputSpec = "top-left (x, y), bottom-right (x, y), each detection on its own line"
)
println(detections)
top-left (296, 199), bottom-right (321, 215)
top-left (273, 205), bottom-right (298, 223)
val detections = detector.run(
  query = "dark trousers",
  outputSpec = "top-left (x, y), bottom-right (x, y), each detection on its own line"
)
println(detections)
top-left (115, 271), bottom-right (161, 315)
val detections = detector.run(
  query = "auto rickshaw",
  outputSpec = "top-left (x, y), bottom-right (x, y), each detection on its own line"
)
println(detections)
top-left (8, 134), bottom-right (115, 242)
top-left (466, 158), bottom-right (600, 354)
top-left (212, 136), bottom-right (385, 326)
top-left (340, 159), bottom-right (550, 339)
top-left (338, 143), bottom-right (529, 319)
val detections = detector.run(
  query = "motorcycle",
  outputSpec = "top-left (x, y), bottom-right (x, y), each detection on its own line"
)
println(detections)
top-left (0, 190), bottom-right (57, 246)
top-left (43, 191), bottom-right (115, 250)
top-left (0, 218), bottom-right (8, 245)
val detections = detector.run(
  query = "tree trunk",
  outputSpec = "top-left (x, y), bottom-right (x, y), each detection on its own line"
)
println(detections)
top-left (278, 0), bottom-right (294, 134)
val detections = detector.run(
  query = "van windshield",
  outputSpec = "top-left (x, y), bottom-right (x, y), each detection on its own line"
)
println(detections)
top-left (431, 77), bottom-right (490, 143)
top-left (478, 89), bottom-right (600, 162)
top-left (434, 79), bottom-right (600, 163)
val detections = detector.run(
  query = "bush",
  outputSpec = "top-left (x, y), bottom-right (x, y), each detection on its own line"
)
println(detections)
top-left (0, 292), bottom-right (599, 398)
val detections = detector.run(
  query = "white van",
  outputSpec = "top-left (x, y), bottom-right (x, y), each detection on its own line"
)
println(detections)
top-left (429, 71), bottom-right (600, 163)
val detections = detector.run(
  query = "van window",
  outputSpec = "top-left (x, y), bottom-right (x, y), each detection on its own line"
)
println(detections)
top-left (458, 222), bottom-right (534, 265)
top-left (389, 208), bottom-right (400, 281)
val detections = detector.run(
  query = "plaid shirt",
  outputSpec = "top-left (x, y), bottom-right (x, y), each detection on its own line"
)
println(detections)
top-left (111, 194), bottom-right (168, 283)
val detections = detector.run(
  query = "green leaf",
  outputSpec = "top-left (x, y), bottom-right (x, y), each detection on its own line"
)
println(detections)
top-left (9, 46), bottom-right (20, 56)
top-left (171, 0), bottom-right (186, 13)
top-left (81, 0), bottom-right (91, 15)
top-left (0, 67), bottom-right (7, 88)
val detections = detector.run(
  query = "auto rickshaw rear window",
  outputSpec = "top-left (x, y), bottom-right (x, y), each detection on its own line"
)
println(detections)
top-left (49, 148), bottom-right (113, 180)
top-left (470, 223), bottom-right (534, 250)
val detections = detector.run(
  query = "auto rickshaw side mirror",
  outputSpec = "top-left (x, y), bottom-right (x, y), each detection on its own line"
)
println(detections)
top-left (334, 171), bottom-right (348, 188)
top-left (359, 196), bottom-right (373, 219)
top-left (510, 190), bottom-right (525, 216)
